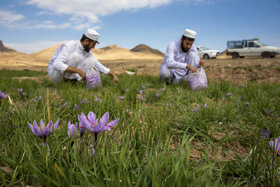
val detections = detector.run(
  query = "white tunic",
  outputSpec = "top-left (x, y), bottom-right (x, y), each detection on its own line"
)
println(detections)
top-left (48, 40), bottom-right (110, 81)
top-left (160, 40), bottom-right (200, 83)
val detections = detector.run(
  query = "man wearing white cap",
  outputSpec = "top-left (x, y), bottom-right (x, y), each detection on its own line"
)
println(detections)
top-left (48, 28), bottom-right (119, 84)
top-left (160, 28), bottom-right (203, 84)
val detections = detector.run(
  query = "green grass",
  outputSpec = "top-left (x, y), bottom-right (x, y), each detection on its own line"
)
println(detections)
top-left (0, 70), bottom-right (280, 186)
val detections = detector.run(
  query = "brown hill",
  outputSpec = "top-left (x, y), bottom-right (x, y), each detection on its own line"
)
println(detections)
top-left (30, 42), bottom-right (63, 61)
top-left (131, 44), bottom-right (164, 57)
top-left (0, 40), bottom-right (16, 52)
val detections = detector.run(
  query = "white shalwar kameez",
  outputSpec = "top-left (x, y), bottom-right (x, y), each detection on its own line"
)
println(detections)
top-left (48, 41), bottom-right (110, 82)
top-left (160, 40), bottom-right (200, 84)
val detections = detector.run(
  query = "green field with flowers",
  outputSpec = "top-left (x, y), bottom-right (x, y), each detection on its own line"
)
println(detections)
top-left (0, 70), bottom-right (280, 186)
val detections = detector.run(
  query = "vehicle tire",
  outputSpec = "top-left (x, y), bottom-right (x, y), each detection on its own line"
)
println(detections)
top-left (262, 52), bottom-right (271, 58)
top-left (232, 53), bottom-right (239, 59)
top-left (203, 54), bottom-right (210, 59)
top-left (270, 55), bottom-right (275, 58)
top-left (240, 56), bottom-right (245, 58)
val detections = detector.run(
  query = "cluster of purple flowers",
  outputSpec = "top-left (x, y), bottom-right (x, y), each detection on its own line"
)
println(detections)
top-left (32, 96), bottom-right (42, 103)
top-left (17, 88), bottom-right (28, 96)
top-left (27, 111), bottom-right (119, 158)
top-left (0, 90), bottom-right (8, 100)
top-left (27, 119), bottom-right (59, 143)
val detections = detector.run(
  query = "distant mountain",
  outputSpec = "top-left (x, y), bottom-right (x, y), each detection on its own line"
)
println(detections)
top-left (131, 44), bottom-right (164, 57)
top-left (0, 40), bottom-right (16, 52)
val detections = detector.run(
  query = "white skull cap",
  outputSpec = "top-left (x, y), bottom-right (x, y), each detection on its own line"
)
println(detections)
top-left (84, 28), bottom-right (99, 43)
top-left (183, 28), bottom-right (197, 39)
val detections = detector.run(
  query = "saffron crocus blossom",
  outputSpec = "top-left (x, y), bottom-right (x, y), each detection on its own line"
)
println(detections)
top-left (245, 102), bottom-right (250, 106)
top-left (17, 88), bottom-right (23, 92)
top-left (203, 104), bottom-right (209, 108)
top-left (261, 129), bottom-right (271, 139)
top-left (269, 137), bottom-right (280, 156)
top-left (141, 85), bottom-right (146, 89)
top-left (120, 96), bottom-right (125, 101)
top-left (191, 105), bottom-right (200, 112)
top-left (0, 90), bottom-right (8, 99)
top-left (226, 92), bottom-right (232, 96)
top-left (125, 88), bottom-right (129, 92)
top-left (139, 90), bottom-right (143, 95)
top-left (265, 108), bottom-right (274, 117)
top-left (27, 119), bottom-right (59, 143)
top-left (155, 93), bottom-right (160, 99)
top-left (67, 122), bottom-right (78, 139)
top-left (166, 103), bottom-right (171, 107)
top-left (81, 112), bottom-right (119, 137)
top-left (78, 113), bottom-right (88, 137)
top-left (160, 88), bottom-right (166, 91)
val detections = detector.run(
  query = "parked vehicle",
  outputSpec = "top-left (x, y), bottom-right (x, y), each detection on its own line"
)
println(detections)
top-left (197, 46), bottom-right (220, 59)
top-left (226, 38), bottom-right (280, 59)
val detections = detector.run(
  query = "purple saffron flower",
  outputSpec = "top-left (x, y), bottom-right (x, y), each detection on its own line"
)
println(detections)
top-left (140, 95), bottom-right (144, 101)
top-left (75, 104), bottom-right (81, 110)
top-left (125, 88), bottom-right (129, 92)
top-left (94, 97), bottom-right (100, 102)
top-left (269, 137), bottom-right (280, 156)
top-left (160, 88), bottom-right (166, 91)
top-left (191, 105), bottom-right (200, 112)
top-left (141, 85), bottom-right (146, 89)
top-left (203, 103), bottom-right (209, 108)
top-left (139, 90), bottom-right (143, 95)
top-left (67, 122), bottom-right (78, 139)
top-left (226, 92), bottom-right (232, 96)
top-left (90, 144), bottom-right (95, 157)
top-left (27, 119), bottom-right (59, 143)
top-left (17, 88), bottom-right (23, 92)
top-left (245, 102), bottom-right (250, 106)
top-left (0, 90), bottom-right (8, 99)
top-left (166, 103), bottom-right (171, 107)
top-left (265, 108), bottom-right (274, 117)
top-left (22, 92), bottom-right (28, 96)
top-left (261, 129), bottom-right (271, 139)
top-left (120, 96), bottom-right (125, 101)
top-left (155, 93), bottom-right (160, 99)
top-left (81, 112), bottom-right (119, 136)
top-left (78, 113), bottom-right (89, 137)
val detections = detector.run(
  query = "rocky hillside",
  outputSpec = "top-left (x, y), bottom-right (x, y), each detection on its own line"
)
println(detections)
top-left (131, 44), bottom-right (164, 57)
top-left (0, 40), bottom-right (16, 52)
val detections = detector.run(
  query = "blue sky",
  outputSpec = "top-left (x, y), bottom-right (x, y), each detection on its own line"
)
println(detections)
top-left (0, 0), bottom-right (280, 53)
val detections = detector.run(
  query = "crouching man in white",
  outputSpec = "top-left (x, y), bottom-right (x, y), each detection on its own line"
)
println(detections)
top-left (160, 28), bottom-right (204, 84)
top-left (48, 28), bottom-right (119, 84)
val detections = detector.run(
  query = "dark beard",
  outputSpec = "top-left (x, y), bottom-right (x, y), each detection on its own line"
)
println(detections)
top-left (84, 44), bottom-right (90, 53)
top-left (181, 41), bottom-right (188, 53)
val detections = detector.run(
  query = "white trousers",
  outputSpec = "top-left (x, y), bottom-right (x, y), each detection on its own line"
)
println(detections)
top-left (50, 52), bottom-right (98, 82)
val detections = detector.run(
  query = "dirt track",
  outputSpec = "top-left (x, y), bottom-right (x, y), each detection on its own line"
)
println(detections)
top-left (1, 56), bottom-right (280, 84)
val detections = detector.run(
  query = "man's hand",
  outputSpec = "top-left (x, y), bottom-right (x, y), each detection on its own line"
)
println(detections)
top-left (199, 60), bottom-right (205, 67)
top-left (108, 72), bottom-right (119, 83)
top-left (77, 69), bottom-right (86, 80)
top-left (65, 66), bottom-right (86, 79)
top-left (186, 64), bottom-right (197, 73)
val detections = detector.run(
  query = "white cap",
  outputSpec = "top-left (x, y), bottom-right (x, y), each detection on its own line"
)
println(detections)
top-left (183, 29), bottom-right (197, 39)
top-left (84, 28), bottom-right (99, 43)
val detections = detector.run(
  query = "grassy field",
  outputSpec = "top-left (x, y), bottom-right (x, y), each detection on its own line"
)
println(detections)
top-left (0, 70), bottom-right (280, 186)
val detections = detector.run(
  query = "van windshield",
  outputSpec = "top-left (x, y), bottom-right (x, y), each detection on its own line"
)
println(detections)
top-left (255, 41), bottom-right (266, 46)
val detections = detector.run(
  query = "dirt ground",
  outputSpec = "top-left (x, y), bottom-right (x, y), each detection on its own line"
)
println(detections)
top-left (1, 56), bottom-right (280, 84)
